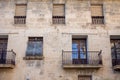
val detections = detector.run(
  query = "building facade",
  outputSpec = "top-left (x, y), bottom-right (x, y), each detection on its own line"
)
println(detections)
top-left (0, 0), bottom-right (120, 80)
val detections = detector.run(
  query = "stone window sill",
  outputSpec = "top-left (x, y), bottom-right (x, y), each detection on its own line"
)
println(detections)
top-left (91, 23), bottom-right (105, 26)
top-left (23, 56), bottom-right (44, 60)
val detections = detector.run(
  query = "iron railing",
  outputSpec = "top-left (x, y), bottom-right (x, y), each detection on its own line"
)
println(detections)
top-left (62, 50), bottom-right (102, 65)
top-left (92, 16), bottom-right (104, 24)
top-left (53, 16), bottom-right (65, 24)
top-left (14, 16), bottom-right (26, 24)
top-left (0, 50), bottom-right (16, 65)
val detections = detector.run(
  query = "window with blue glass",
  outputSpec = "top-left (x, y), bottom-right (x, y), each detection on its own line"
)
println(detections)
top-left (26, 37), bottom-right (43, 56)
top-left (72, 39), bottom-right (87, 64)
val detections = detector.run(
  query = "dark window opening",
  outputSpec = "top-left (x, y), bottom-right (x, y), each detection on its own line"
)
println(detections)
top-left (111, 39), bottom-right (120, 66)
top-left (0, 37), bottom-right (8, 64)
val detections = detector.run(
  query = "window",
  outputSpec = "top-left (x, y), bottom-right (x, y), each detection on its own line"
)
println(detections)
top-left (14, 4), bottom-right (27, 24)
top-left (91, 4), bottom-right (104, 24)
top-left (78, 75), bottom-right (92, 80)
top-left (26, 37), bottom-right (43, 56)
top-left (53, 4), bottom-right (65, 24)
top-left (110, 39), bottom-right (120, 66)
top-left (72, 38), bottom-right (87, 64)
top-left (0, 36), bottom-right (8, 64)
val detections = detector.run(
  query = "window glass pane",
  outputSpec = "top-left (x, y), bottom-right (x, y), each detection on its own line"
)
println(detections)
top-left (72, 43), bottom-right (78, 59)
top-left (72, 52), bottom-right (78, 59)
top-left (72, 43), bottom-right (78, 51)
top-left (34, 42), bottom-right (43, 56)
top-left (80, 40), bottom-right (86, 59)
top-left (26, 42), bottom-right (34, 56)
top-left (80, 48), bottom-right (86, 59)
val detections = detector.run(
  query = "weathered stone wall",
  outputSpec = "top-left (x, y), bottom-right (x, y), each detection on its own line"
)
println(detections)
top-left (0, 0), bottom-right (120, 80)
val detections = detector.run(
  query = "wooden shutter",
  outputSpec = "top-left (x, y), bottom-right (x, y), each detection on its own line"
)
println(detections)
top-left (91, 5), bottom-right (103, 16)
top-left (15, 4), bottom-right (27, 16)
top-left (53, 4), bottom-right (65, 16)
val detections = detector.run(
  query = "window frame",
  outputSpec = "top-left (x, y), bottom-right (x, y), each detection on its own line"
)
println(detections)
top-left (24, 37), bottom-right (44, 60)
top-left (110, 39), bottom-right (120, 66)
top-left (14, 4), bottom-right (27, 24)
top-left (91, 4), bottom-right (104, 24)
top-left (52, 4), bottom-right (65, 24)
top-left (72, 38), bottom-right (88, 64)
top-left (0, 36), bottom-right (8, 63)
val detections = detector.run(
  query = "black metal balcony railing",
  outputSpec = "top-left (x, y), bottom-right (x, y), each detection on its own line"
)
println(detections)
top-left (0, 50), bottom-right (16, 65)
top-left (92, 16), bottom-right (104, 24)
top-left (62, 50), bottom-right (102, 65)
top-left (53, 16), bottom-right (65, 24)
top-left (14, 16), bottom-right (26, 24)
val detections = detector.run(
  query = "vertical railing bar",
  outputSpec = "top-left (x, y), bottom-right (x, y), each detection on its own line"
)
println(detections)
top-left (62, 50), bottom-right (63, 66)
